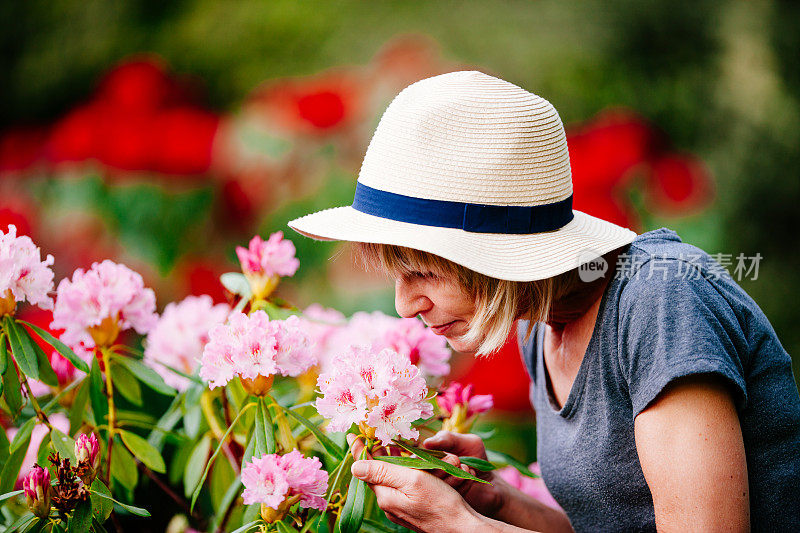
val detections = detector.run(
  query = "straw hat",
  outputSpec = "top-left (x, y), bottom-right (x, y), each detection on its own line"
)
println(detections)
top-left (288, 70), bottom-right (637, 281)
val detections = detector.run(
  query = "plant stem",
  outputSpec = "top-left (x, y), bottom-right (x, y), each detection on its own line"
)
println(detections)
top-left (101, 347), bottom-right (117, 483)
top-left (200, 390), bottom-right (240, 475)
top-left (20, 375), bottom-right (52, 430)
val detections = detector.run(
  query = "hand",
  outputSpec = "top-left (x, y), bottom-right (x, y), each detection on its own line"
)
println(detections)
top-left (422, 431), bottom-right (508, 518)
top-left (350, 456), bottom-right (483, 532)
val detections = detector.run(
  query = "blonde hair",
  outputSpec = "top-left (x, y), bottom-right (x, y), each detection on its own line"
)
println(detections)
top-left (353, 242), bottom-right (583, 356)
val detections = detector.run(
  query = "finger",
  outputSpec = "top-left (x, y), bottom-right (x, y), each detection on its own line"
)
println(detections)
top-left (352, 459), bottom-right (423, 490)
top-left (346, 434), bottom-right (372, 460)
top-left (430, 453), bottom-right (461, 480)
top-left (423, 431), bottom-right (486, 458)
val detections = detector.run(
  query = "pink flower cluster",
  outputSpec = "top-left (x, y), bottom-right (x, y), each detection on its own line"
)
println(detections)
top-left (241, 451), bottom-right (328, 511)
top-left (199, 311), bottom-right (314, 389)
top-left (316, 345), bottom-right (433, 445)
top-left (0, 225), bottom-right (55, 311)
top-left (23, 465), bottom-right (51, 518)
top-left (437, 382), bottom-right (494, 418)
top-left (144, 295), bottom-right (230, 391)
top-left (51, 260), bottom-right (158, 352)
top-left (497, 463), bottom-right (562, 511)
top-left (316, 310), bottom-right (451, 379)
top-left (236, 233), bottom-right (299, 299)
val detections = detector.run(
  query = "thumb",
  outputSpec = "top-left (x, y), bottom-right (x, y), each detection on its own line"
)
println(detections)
top-left (351, 460), bottom-right (410, 490)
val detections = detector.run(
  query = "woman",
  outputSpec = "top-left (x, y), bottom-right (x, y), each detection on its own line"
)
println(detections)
top-left (288, 71), bottom-right (800, 532)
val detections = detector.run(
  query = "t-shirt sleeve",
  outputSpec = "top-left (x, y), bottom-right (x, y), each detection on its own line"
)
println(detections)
top-left (618, 257), bottom-right (748, 418)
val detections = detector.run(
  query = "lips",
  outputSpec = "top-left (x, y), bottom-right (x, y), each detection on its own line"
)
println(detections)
top-left (430, 320), bottom-right (456, 335)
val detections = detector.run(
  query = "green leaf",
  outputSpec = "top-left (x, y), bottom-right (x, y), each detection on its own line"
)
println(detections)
top-left (89, 358), bottom-right (108, 427)
top-left (4, 316), bottom-right (38, 380)
top-left (373, 456), bottom-right (440, 469)
top-left (69, 499), bottom-right (93, 533)
top-left (89, 489), bottom-right (151, 517)
top-left (0, 488), bottom-right (23, 504)
top-left (362, 518), bottom-right (406, 533)
top-left (336, 450), bottom-right (368, 533)
top-left (230, 520), bottom-right (260, 533)
top-left (209, 476), bottom-right (242, 532)
top-left (458, 456), bottom-right (498, 472)
top-left (391, 440), bottom-right (490, 485)
top-left (90, 478), bottom-right (113, 522)
top-left (18, 320), bottom-right (90, 373)
top-left (254, 397), bottom-right (275, 456)
top-left (31, 337), bottom-right (58, 387)
top-left (220, 272), bottom-right (252, 298)
top-left (119, 429), bottom-right (166, 473)
top-left (276, 521), bottom-right (296, 533)
top-left (4, 512), bottom-right (36, 533)
top-left (50, 427), bottom-right (76, 462)
top-left (283, 406), bottom-right (345, 460)
top-left (148, 396), bottom-right (182, 451)
top-left (0, 432), bottom-right (29, 494)
top-left (1, 348), bottom-right (22, 415)
top-left (190, 401), bottom-right (257, 512)
top-left (486, 449), bottom-right (538, 479)
top-left (183, 434), bottom-right (212, 497)
top-left (253, 399), bottom-right (266, 457)
top-left (110, 439), bottom-right (138, 490)
top-left (110, 363), bottom-right (142, 406)
top-left (10, 418), bottom-right (36, 453)
top-left (69, 378), bottom-right (91, 433)
top-left (0, 333), bottom-right (7, 375)
top-left (113, 357), bottom-right (176, 396)
top-left (0, 425), bottom-right (8, 471)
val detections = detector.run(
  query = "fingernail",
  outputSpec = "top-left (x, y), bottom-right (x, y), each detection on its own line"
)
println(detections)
top-left (351, 461), bottom-right (368, 479)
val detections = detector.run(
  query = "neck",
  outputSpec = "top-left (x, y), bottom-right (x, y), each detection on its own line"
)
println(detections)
top-left (545, 247), bottom-right (624, 331)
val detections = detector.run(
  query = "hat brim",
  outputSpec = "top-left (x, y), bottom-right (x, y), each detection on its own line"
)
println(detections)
top-left (288, 206), bottom-right (637, 282)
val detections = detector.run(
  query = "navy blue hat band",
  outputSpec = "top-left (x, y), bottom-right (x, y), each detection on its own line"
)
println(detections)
top-left (351, 182), bottom-right (574, 234)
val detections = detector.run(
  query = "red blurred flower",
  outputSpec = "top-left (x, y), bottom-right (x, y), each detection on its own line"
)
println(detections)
top-left (177, 258), bottom-right (229, 304)
top-left (151, 107), bottom-right (219, 175)
top-left (95, 57), bottom-right (176, 112)
top-left (0, 206), bottom-right (33, 236)
top-left (248, 70), bottom-right (366, 136)
top-left (451, 324), bottom-right (533, 413)
top-left (648, 154), bottom-right (713, 214)
top-left (0, 128), bottom-right (46, 172)
top-left (566, 109), bottom-right (714, 228)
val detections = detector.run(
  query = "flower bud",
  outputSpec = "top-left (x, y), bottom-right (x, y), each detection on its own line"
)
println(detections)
top-left (74, 432), bottom-right (100, 483)
top-left (241, 374), bottom-right (274, 397)
top-left (0, 289), bottom-right (16, 317)
top-left (23, 465), bottom-right (51, 519)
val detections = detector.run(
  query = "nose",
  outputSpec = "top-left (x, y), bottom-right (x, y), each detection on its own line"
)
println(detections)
top-left (394, 277), bottom-right (433, 319)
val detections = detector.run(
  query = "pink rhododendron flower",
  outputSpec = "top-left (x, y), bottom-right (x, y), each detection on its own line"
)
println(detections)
top-left (23, 465), bottom-right (51, 518)
top-left (51, 260), bottom-right (158, 351)
top-left (298, 304), bottom-right (346, 372)
top-left (0, 224), bottom-right (55, 313)
top-left (199, 311), bottom-right (315, 389)
top-left (438, 382), bottom-right (494, 432)
top-left (241, 451), bottom-right (328, 512)
top-left (144, 295), bottom-right (230, 391)
top-left (437, 382), bottom-right (494, 418)
top-left (316, 345), bottom-right (433, 445)
top-left (7, 413), bottom-right (69, 486)
top-left (329, 311), bottom-right (451, 379)
top-left (236, 232), bottom-right (299, 299)
top-left (497, 463), bottom-right (562, 511)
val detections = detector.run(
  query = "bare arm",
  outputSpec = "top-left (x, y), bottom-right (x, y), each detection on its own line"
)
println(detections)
top-left (634, 374), bottom-right (750, 532)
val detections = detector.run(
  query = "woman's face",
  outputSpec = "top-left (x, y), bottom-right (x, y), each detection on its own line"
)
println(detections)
top-left (393, 270), bottom-right (479, 353)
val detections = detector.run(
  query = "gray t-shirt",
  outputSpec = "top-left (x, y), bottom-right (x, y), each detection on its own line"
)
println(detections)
top-left (518, 227), bottom-right (800, 532)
